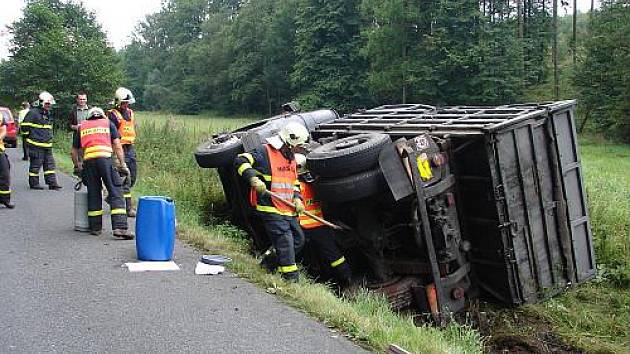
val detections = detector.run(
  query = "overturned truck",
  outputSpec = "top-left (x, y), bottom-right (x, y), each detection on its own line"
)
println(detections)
top-left (194, 100), bottom-right (595, 318)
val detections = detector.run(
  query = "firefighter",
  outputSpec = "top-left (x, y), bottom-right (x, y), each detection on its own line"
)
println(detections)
top-left (234, 122), bottom-right (309, 282)
top-left (0, 112), bottom-right (15, 209)
top-left (21, 92), bottom-right (62, 190)
top-left (294, 153), bottom-right (352, 286)
top-left (107, 87), bottom-right (137, 217)
top-left (71, 107), bottom-right (133, 239)
top-left (18, 101), bottom-right (30, 161)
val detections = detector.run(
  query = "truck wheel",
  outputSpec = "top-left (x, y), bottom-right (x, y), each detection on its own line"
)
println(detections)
top-left (194, 134), bottom-right (244, 168)
top-left (314, 167), bottom-right (386, 203)
top-left (307, 133), bottom-right (391, 178)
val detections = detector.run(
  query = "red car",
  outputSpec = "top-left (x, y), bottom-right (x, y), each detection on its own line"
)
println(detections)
top-left (1, 107), bottom-right (17, 148)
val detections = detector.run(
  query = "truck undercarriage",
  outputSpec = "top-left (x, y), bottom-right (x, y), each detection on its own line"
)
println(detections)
top-left (195, 100), bottom-right (596, 320)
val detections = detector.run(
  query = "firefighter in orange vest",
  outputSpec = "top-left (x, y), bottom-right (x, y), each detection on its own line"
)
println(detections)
top-left (294, 154), bottom-right (352, 286)
top-left (234, 122), bottom-right (308, 282)
top-left (0, 113), bottom-right (15, 209)
top-left (71, 107), bottom-right (133, 239)
top-left (107, 87), bottom-right (137, 217)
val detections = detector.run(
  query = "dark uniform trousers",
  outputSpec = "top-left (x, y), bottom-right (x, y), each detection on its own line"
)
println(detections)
top-left (258, 213), bottom-right (305, 279)
top-left (0, 152), bottom-right (11, 204)
top-left (83, 157), bottom-right (128, 231)
top-left (122, 144), bottom-right (137, 213)
top-left (28, 146), bottom-right (57, 187)
top-left (21, 134), bottom-right (29, 160)
top-left (305, 226), bottom-right (352, 283)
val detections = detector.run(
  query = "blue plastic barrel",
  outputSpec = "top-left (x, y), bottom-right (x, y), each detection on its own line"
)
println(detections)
top-left (135, 196), bottom-right (176, 261)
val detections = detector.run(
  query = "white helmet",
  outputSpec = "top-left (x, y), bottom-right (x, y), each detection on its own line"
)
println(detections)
top-left (114, 87), bottom-right (135, 105)
top-left (88, 107), bottom-right (105, 119)
top-left (38, 91), bottom-right (56, 105)
top-left (279, 122), bottom-right (309, 148)
top-left (294, 153), bottom-right (307, 174)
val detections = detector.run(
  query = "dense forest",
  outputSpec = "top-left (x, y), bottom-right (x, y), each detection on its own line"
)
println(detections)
top-left (0, 0), bottom-right (628, 141)
top-left (118, 0), bottom-right (628, 140)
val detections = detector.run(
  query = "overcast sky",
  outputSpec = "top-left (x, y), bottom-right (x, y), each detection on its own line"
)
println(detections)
top-left (0, 0), bottom-right (163, 59)
top-left (1, 0), bottom-right (599, 60)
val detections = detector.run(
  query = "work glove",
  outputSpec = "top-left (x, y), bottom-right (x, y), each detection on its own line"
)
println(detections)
top-left (293, 198), bottom-right (305, 214)
top-left (73, 162), bottom-right (83, 176)
top-left (249, 176), bottom-right (267, 195)
top-left (117, 163), bottom-right (131, 177)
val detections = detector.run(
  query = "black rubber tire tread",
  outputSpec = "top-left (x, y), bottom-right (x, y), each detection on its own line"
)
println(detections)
top-left (194, 137), bottom-right (244, 168)
top-left (314, 167), bottom-right (386, 203)
top-left (307, 133), bottom-right (391, 178)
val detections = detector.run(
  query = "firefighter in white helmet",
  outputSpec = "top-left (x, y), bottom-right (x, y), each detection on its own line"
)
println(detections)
top-left (21, 91), bottom-right (62, 190)
top-left (71, 107), bottom-right (133, 239)
top-left (234, 120), bottom-right (310, 282)
top-left (107, 87), bottom-right (138, 217)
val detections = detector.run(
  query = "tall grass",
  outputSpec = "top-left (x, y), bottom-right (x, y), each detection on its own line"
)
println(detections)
top-left (54, 112), bottom-right (484, 354)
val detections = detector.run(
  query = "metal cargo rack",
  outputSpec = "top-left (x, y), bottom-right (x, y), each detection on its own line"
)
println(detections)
top-left (313, 100), bottom-right (596, 309)
top-left (313, 101), bottom-right (575, 138)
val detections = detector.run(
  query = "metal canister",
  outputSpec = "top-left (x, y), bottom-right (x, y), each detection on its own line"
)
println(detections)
top-left (74, 183), bottom-right (90, 232)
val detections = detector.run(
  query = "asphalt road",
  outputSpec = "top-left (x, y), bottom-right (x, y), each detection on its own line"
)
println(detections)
top-left (0, 147), bottom-right (369, 353)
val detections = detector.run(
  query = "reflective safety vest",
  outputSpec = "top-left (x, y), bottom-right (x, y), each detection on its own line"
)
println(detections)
top-left (80, 119), bottom-right (113, 160)
top-left (249, 144), bottom-right (298, 216)
top-left (298, 180), bottom-right (325, 229)
top-left (110, 108), bottom-right (136, 145)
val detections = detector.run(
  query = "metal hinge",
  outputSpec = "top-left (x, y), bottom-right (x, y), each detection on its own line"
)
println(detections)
top-left (499, 220), bottom-right (519, 237)
top-left (504, 248), bottom-right (517, 264)
top-left (494, 184), bottom-right (505, 200)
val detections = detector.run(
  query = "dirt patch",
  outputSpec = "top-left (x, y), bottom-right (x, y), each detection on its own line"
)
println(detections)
top-left (466, 303), bottom-right (585, 354)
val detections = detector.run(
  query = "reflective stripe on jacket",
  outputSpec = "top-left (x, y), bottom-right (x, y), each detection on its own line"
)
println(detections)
top-left (109, 108), bottom-right (136, 144)
top-left (298, 180), bottom-right (325, 229)
top-left (245, 144), bottom-right (300, 216)
top-left (80, 118), bottom-right (113, 160)
top-left (22, 108), bottom-right (53, 147)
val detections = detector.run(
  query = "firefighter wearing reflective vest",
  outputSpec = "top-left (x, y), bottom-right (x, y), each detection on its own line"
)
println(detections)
top-left (21, 92), bottom-right (62, 190)
top-left (71, 107), bottom-right (134, 239)
top-left (295, 154), bottom-right (352, 286)
top-left (0, 113), bottom-right (15, 208)
top-left (107, 87), bottom-right (137, 217)
top-left (234, 122), bottom-right (309, 282)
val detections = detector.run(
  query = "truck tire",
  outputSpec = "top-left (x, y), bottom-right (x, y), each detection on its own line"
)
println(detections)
top-left (194, 134), bottom-right (244, 168)
top-left (314, 167), bottom-right (386, 203)
top-left (307, 133), bottom-right (391, 178)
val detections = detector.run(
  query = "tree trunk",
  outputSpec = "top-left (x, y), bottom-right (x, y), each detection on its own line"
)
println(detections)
top-left (553, 0), bottom-right (559, 100)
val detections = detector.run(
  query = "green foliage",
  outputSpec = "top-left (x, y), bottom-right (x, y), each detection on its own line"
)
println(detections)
top-left (574, 0), bottom-right (630, 142)
top-left (0, 0), bottom-right (124, 121)
top-left (292, 0), bottom-right (370, 113)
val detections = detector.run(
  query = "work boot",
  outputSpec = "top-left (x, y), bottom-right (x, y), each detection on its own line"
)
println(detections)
top-left (48, 184), bottom-right (62, 190)
top-left (259, 248), bottom-right (278, 273)
top-left (89, 229), bottom-right (102, 236)
top-left (113, 229), bottom-right (134, 240)
top-left (30, 185), bottom-right (44, 190)
top-left (281, 271), bottom-right (299, 283)
top-left (1, 201), bottom-right (15, 209)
